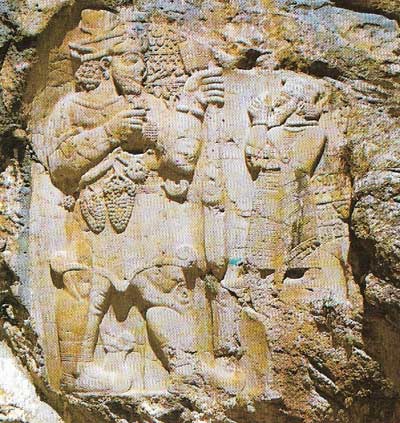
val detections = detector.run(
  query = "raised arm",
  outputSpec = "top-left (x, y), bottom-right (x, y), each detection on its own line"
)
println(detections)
top-left (177, 66), bottom-right (225, 119)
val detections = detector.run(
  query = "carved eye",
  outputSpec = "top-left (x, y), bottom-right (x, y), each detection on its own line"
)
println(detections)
top-left (297, 102), bottom-right (306, 114)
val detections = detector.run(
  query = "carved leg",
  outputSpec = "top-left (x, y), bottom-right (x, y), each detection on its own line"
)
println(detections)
top-left (56, 270), bottom-right (111, 391)
top-left (55, 270), bottom-right (91, 389)
top-left (214, 283), bottom-right (242, 357)
top-left (80, 274), bottom-right (111, 362)
top-left (146, 306), bottom-right (199, 379)
top-left (132, 268), bottom-right (216, 388)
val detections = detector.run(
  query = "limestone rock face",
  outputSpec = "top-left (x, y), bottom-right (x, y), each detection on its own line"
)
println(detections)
top-left (0, 1), bottom-right (399, 422)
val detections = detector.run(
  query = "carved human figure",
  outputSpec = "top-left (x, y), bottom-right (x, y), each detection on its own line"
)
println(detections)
top-left (129, 264), bottom-right (212, 382)
top-left (245, 94), bottom-right (286, 280)
top-left (44, 10), bottom-right (225, 392)
top-left (245, 75), bottom-right (349, 301)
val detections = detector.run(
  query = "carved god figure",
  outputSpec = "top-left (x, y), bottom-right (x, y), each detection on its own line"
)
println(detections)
top-left (35, 9), bottom-right (224, 393)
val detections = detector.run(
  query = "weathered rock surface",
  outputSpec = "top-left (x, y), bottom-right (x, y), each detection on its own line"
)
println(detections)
top-left (0, 1), bottom-right (399, 422)
top-left (0, 341), bottom-right (62, 423)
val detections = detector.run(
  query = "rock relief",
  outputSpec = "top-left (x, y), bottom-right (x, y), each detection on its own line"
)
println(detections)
top-left (28, 8), bottom-right (353, 398)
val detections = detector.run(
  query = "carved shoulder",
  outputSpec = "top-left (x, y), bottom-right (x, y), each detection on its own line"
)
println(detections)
top-left (44, 93), bottom-right (82, 146)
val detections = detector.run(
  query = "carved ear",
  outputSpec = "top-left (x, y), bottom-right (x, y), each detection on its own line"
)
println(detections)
top-left (100, 56), bottom-right (112, 69)
top-left (100, 56), bottom-right (112, 79)
top-left (141, 37), bottom-right (149, 53)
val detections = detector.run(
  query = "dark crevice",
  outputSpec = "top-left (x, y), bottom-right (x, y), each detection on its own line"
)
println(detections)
top-left (0, 39), bottom-right (12, 70)
top-left (285, 268), bottom-right (307, 279)
top-left (0, 134), bottom-right (26, 173)
top-left (308, 59), bottom-right (342, 80)
top-left (106, 402), bottom-right (142, 422)
top-left (332, 0), bottom-right (399, 22)
top-left (236, 48), bottom-right (263, 70)
top-left (14, 37), bottom-right (37, 52)
top-left (348, 229), bottom-right (371, 295)
top-left (307, 356), bottom-right (337, 382)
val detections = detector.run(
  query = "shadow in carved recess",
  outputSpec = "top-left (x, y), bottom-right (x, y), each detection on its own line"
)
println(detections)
top-left (28, 8), bottom-right (355, 400)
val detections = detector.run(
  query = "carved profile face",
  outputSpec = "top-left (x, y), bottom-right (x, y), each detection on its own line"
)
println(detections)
top-left (111, 52), bottom-right (146, 95)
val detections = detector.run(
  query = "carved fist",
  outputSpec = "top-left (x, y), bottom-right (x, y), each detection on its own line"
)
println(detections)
top-left (198, 66), bottom-right (224, 107)
top-left (104, 108), bottom-right (147, 142)
top-left (248, 96), bottom-right (271, 126)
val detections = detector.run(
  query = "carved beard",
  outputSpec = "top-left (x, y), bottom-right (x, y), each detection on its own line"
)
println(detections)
top-left (113, 72), bottom-right (142, 96)
top-left (75, 61), bottom-right (102, 91)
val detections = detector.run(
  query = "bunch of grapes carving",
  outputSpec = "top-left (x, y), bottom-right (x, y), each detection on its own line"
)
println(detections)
top-left (80, 189), bottom-right (107, 234)
top-left (103, 175), bottom-right (136, 233)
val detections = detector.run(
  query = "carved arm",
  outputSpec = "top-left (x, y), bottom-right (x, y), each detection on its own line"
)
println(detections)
top-left (47, 104), bottom-right (146, 193)
top-left (48, 125), bottom-right (119, 194)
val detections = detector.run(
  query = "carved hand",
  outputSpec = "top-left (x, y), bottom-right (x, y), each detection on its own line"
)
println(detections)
top-left (184, 66), bottom-right (225, 108)
top-left (245, 134), bottom-right (283, 171)
top-left (268, 95), bottom-right (298, 128)
top-left (198, 66), bottom-right (224, 107)
top-left (248, 96), bottom-right (271, 126)
top-left (104, 108), bottom-right (147, 143)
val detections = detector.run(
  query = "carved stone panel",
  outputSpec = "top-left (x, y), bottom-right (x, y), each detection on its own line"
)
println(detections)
top-left (27, 7), bottom-right (355, 404)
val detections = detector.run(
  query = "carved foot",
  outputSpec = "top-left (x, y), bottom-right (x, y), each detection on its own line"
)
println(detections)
top-left (197, 353), bottom-right (246, 395)
top-left (72, 352), bottom-right (138, 394)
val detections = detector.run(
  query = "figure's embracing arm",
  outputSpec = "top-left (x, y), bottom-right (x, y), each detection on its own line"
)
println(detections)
top-left (45, 97), bottom-right (146, 194)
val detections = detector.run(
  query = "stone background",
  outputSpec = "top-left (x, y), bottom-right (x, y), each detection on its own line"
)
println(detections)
top-left (0, 0), bottom-right (399, 422)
